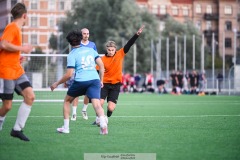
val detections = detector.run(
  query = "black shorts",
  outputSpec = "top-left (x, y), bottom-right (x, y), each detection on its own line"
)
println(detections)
top-left (190, 81), bottom-right (196, 87)
top-left (101, 83), bottom-right (121, 104)
top-left (156, 80), bottom-right (165, 86)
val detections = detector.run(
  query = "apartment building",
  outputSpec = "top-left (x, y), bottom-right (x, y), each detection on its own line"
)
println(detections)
top-left (193, 0), bottom-right (239, 56)
top-left (0, 0), bottom-right (72, 54)
top-left (136, 0), bottom-right (192, 31)
top-left (135, 0), bottom-right (240, 57)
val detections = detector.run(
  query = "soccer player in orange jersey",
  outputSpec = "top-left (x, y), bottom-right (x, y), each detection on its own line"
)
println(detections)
top-left (93, 26), bottom-right (144, 124)
top-left (0, 3), bottom-right (34, 141)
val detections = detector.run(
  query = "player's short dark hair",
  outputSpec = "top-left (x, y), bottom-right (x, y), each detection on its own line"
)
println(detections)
top-left (11, 3), bottom-right (27, 19)
top-left (66, 30), bottom-right (82, 46)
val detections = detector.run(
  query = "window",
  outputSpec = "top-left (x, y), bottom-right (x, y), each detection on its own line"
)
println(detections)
top-left (31, 17), bottom-right (37, 27)
top-left (182, 7), bottom-right (189, 16)
top-left (152, 5), bottom-right (158, 14)
top-left (11, 0), bottom-right (17, 8)
top-left (59, 1), bottom-right (65, 10)
top-left (49, 0), bottom-right (55, 10)
top-left (160, 5), bottom-right (166, 15)
top-left (172, 6), bottom-right (178, 16)
top-left (206, 5), bottom-right (212, 14)
top-left (206, 38), bottom-right (212, 47)
top-left (225, 38), bottom-right (232, 48)
top-left (139, 4), bottom-right (147, 10)
top-left (31, 34), bottom-right (37, 45)
top-left (196, 21), bottom-right (201, 30)
top-left (225, 21), bottom-right (232, 31)
top-left (196, 4), bottom-right (201, 14)
top-left (31, 0), bottom-right (38, 9)
top-left (206, 21), bottom-right (212, 30)
top-left (224, 6), bottom-right (232, 15)
top-left (49, 17), bottom-right (55, 28)
top-left (57, 18), bottom-right (65, 29)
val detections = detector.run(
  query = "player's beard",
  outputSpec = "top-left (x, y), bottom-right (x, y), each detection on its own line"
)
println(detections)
top-left (83, 36), bottom-right (89, 41)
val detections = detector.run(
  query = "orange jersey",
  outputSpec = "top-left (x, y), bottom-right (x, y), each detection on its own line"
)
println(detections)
top-left (0, 22), bottom-right (24, 80)
top-left (100, 48), bottom-right (125, 84)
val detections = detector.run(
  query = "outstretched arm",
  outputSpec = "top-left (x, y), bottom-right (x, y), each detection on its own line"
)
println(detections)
top-left (50, 68), bottom-right (74, 91)
top-left (123, 25), bottom-right (145, 54)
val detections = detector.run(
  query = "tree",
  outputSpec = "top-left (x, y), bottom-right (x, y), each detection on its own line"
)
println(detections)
top-left (160, 17), bottom-right (202, 71)
top-left (62, 0), bottom-right (159, 73)
top-left (49, 33), bottom-right (57, 50)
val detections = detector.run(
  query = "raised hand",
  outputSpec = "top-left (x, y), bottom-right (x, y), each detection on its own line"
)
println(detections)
top-left (136, 25), bottom-right (145, 35)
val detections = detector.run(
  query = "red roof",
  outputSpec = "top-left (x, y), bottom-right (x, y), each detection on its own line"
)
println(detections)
top-left (171, 0), bottom-right (192, 4)
top-left (135, 0), bottom-right (148, 2)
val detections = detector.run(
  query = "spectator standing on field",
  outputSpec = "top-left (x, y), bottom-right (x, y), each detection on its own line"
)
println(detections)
top-left (217, 72), bottom-right (223, 92)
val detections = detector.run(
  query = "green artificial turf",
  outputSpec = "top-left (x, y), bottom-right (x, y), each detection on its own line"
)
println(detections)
top-left (0, 94), bottom-right (240, 160)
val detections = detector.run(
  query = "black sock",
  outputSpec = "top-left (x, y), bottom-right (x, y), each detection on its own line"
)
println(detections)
top-left (107, 110), bottom-right (112, 117)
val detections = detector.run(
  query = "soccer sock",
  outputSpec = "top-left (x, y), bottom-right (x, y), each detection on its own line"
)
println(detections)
top-left (0, 116), bottom-right (6, 130)
top-left (82, 104), bottom-right (88, 112)
top-left (107, 110), bottom-right (113, 117)
top-left (72, 106), bottom-right (77, 115)
top-left (13, 102), bottom-right (31, 131)
top-left (99, 116), bottom-right (107, 128)
top-left (64, 119), bottom-right (69, 130)
top-left (0, 116), bottom-right (6, 121)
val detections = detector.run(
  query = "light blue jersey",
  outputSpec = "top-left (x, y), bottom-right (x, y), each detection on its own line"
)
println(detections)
top-left (67, 46), bottom-right (100, 82)
top-left (80, 41), bottom-right (97, 52)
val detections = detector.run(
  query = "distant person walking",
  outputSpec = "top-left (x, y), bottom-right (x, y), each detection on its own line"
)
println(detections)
top-left (217, 73), bottom-right (223, 92)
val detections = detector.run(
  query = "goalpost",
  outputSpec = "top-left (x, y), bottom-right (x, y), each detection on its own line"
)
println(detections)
top-left (13, 53), bottom-right (79, 102)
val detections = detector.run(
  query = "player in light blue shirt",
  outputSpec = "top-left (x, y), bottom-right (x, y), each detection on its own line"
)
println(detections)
top-left (67, 46), bottom-right (99, 82)
top-left (50, 30), bottom-right (108, 135)
top-left (67, 28), bottom-right (97, 121)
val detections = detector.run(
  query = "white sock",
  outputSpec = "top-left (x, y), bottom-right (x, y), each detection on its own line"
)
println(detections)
top-left (13, 102), bottom-right (31, 131)
top-left (0, 116), bottom-right (6, 130)
top-left (64, 119), bottom-right (69, 130)
top-left (72, 106), bottom-right (77, 115)
top-left (82, 104), bottom-right (88, 112)
top-left (99, 116), bottom-right (107, 128)
top-left (0, 116), bottom-right (6, 121)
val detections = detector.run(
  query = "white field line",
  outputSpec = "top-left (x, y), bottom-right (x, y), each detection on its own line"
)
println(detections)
top-left (12, 101), bottom-right (240, 103)
top-left (9, 102), bottom-right (240, 106)
top-left (6, 115), bottom-right (240, 118)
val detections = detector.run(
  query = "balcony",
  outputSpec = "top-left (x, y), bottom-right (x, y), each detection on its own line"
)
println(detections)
top-left (156, 13), bottom-right (168, 20)
top-left (238, 14), bottom-right (240, 22)
top-left (203, 13), bottom-right (219, 20)
top-left (203, 30), bottom-right (218, 37)
top-left (237, 47), bottom-right (240, 54)
top-left (237, 31), bottom-right (240, 38)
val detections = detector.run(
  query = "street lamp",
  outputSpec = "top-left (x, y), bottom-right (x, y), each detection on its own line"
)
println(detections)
top-left (233, 28), bottom-right (237, 71)
top-left (233, 28), bottom-right (237, 91)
